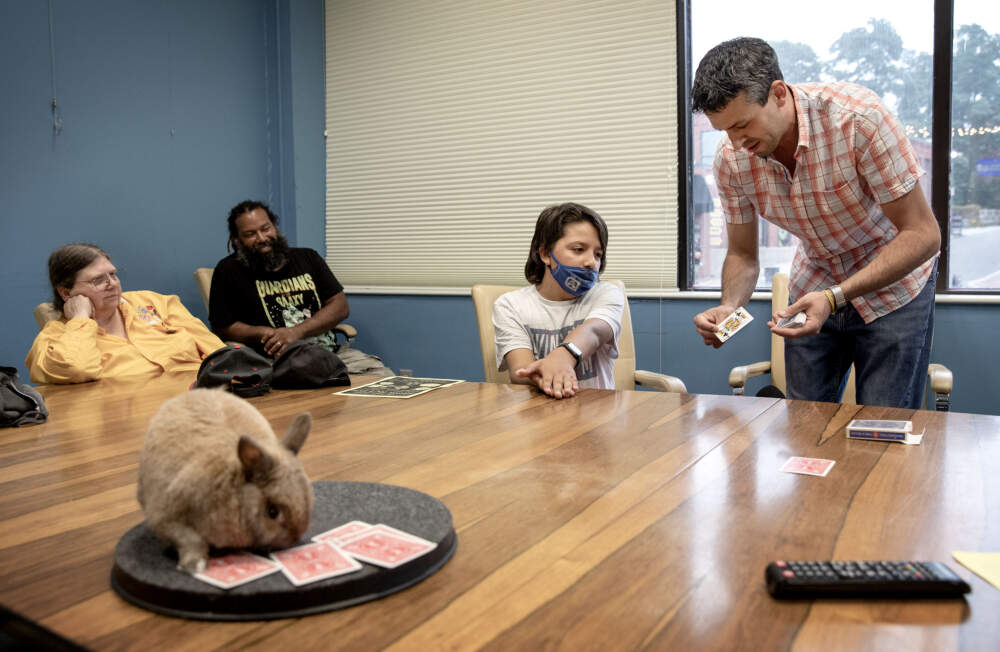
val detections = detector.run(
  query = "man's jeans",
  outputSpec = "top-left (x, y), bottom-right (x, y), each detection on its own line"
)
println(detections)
top-left (785, 264), bottom-right (937, 409)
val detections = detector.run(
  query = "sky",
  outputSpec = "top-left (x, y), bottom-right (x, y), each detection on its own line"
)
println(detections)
top-left (692, 0), bottom-right (1000, 67)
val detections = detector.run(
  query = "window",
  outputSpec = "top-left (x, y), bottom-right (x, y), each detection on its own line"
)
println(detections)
top-left (686, 0), bottom-right (963, 290)
top-left (948, 2), bottom-right (1000, 290)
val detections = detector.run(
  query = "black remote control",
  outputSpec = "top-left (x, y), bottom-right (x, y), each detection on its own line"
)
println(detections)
top-left (766, 560), bottom-right (971, 599)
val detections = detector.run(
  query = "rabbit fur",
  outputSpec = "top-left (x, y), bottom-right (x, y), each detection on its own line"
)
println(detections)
top-left (137, 388), bottom-right (314, 574)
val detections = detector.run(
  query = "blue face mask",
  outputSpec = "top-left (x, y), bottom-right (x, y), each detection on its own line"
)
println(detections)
top-left (548, 252), bottom-right (599, 297)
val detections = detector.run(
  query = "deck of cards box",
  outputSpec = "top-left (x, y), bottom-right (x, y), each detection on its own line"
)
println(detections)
top-left (846, 419), bottom-right (924, 445)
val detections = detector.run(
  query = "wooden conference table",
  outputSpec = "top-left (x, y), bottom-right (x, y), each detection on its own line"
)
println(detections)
top-left (1, 372), bottom-right (997, 650)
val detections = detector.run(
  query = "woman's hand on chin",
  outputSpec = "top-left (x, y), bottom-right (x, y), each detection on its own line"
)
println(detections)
top-left (63, 295), bottom-right (95, 320)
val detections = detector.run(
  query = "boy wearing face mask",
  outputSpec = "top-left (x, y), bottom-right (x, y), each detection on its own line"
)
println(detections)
top-left (492, 203), bottom-right (624, 399)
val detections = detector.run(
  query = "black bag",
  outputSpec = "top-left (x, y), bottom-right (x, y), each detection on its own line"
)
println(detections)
top-left (192, 345), bottom-right (273, 397)
top-left (272, 341), bottom-right (351, 389)
top-left (1, 366), bottom-right (49, 427)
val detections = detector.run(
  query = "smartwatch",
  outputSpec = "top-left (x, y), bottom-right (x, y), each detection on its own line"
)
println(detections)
top-left (558, 341), bottom-right (582, 366)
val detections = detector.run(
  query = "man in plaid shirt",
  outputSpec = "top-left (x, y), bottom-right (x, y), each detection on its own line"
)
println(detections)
top-left (690, 38), bottom-right (941, 408)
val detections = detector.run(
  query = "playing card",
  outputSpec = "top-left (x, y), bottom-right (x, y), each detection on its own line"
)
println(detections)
top-left (338, 530), bottom-right (437, 568)
top-left (775, 311), bottom-right (807, 329)
top-left (365, 523), bottom-right (431, 542)
top-left (780, 456), bottom-right (836, 477)
top-left (312, 520), bottom-right (373, 545)
top-left (193, 552), bottom-right (281, 590)
top-left (715, 307), bottom-right (754, 342)
top-left (271, 542), bottom-right (363, 586)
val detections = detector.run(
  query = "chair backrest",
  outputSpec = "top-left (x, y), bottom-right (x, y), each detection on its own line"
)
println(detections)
top-left (770, 272), bottom-right (857, 402)
top-left (769, 273), bottom-right (789, 395)
top-left (770, 274), bottom-right (950, 407)
top-left (194, 267), bottom-right (214, 312)
top-left (607, 280), bottom-right (638, 391)
top-left (470, 284), bottom-right (515, 384)
top-left (470, 280), bottom-right (637, 389)
top-left (34, 303), bottom-right (62, 330)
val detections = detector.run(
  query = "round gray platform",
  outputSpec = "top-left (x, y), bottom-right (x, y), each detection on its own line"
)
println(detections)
top-left (111, 481), bottom-right (456, 620)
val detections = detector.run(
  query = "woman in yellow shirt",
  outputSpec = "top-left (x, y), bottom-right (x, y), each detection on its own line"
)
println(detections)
top-left (26, 243), bottom-right (225, 384)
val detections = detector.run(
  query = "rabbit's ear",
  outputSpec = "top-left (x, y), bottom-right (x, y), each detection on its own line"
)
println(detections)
top-left (283, 413), bottom-right (312, 455)
top-left (238, 435), bottom-right (274, 482)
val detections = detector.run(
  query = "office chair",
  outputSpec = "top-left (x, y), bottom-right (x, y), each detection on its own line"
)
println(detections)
top-left (33, 303), bottom-right (63, 329)
top-left (728, 273), bottom-right (953, 411)
top-left (192, 267), bottom-right (358, 343)
top-left (471, 280), bottom-right (687, 392)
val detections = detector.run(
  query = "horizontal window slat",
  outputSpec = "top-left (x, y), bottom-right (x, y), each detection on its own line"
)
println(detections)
top-left (325, 0), bottom-right (678, 292)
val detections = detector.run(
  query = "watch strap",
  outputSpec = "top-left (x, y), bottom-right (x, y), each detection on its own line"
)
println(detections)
top-left (558, 342), bottom-right (582, 365)
top-left (829, 285), bottom-right (847, 312)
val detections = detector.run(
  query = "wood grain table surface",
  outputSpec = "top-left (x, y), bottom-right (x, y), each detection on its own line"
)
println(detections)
top-left (1, 371), bottom-right (997, 651)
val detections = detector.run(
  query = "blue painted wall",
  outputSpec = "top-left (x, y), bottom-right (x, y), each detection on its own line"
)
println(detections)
top-left (2, 0), bottom-right (995, 416)
top-left (343, 294), bottom-right (994, 415)
top-left (0, 0), bottom-right (321, 381)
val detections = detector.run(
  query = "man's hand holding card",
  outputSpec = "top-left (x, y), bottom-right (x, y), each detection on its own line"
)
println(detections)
top-left (714, 307), bottom-right (754, 343)
top-left (694, 304), bottom-right (744, 348)
top-left (769, 290), bottom-right (832, 338)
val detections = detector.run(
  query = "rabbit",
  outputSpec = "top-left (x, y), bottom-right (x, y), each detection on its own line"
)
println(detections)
top-left (137, 388), bottom-right (314, 574)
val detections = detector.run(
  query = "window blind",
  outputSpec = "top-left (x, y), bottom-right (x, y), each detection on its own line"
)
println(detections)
top-left (324, 0), bottom-right (678, 293)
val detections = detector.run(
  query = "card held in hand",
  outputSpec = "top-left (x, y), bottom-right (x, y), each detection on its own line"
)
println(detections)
top-left (775, 311), bottom-right (807, 329)
top-left (715, 307), bottom-right (754, 342)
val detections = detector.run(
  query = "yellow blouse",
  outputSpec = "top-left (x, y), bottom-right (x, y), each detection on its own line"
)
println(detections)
top-left (26, 290), bottom-right (225, 384)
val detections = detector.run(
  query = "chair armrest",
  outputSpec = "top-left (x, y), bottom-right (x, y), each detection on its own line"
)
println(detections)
top-left (634, 370), bottom-right (687, 394)
top-left (928, 363), bottom-right (952, 395)
top-left (334, 323), bottom-right (357, 339)
top-left (728, 361), bottom-right (772, 389)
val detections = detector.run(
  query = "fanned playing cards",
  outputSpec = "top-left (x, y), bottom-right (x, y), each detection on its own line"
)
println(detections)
top-left (191, 521), bottom-right (437, 590)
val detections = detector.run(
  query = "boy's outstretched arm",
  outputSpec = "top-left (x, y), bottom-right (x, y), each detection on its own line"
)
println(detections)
top-left (508, 318), bottom-right (613, 399)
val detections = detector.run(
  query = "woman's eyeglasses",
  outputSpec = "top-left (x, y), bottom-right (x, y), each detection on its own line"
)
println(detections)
top-left (80, 270), bottom-right (120, 289)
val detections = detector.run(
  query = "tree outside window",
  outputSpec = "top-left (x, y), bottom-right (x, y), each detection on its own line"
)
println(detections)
top-left (689, 3), bottom-right (1000, 292)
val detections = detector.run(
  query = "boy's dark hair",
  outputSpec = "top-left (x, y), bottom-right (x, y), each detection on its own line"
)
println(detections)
top-left (524, 203), bottom-right (608, 284)
top-left (227, 200), bottom-right (280, 252)
top-left (48, 243), bottom-right (111, 310)
top-left (691, 37), bottom-right (783, 114)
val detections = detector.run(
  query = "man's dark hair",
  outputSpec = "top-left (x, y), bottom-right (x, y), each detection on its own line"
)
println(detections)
top-left (691, 37), bottom-right (784, 114)
top-left (48, 243), bottom-right (111, 310)
top-left (227, 200), bottom-right (280, 252)
top-left (524, 203), bottom-right (608, 284)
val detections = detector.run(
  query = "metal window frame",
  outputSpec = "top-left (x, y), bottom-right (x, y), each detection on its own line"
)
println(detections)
top-left (680, 0), bottom-right (998, 296)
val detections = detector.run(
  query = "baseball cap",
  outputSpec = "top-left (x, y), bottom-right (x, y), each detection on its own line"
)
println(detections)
top-left (272, 341), bottom-right (350, 389)
top-left (192, 344), bottom-right (272, 397)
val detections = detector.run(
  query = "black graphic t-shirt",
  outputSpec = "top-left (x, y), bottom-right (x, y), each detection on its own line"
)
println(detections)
top-left (209, 248), bottom-right (344, 354)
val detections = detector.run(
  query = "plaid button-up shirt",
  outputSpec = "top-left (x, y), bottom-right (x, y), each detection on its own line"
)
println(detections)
top-left (714, 82), bottom-right (936, 323)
